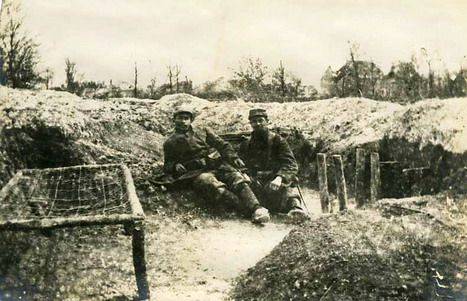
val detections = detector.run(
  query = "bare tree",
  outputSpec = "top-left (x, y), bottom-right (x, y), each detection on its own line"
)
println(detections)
top-left (43, 67), bottom-right (54, 89)
top-left (65, 58), bottom-right (78, 93)
top-left (147, 75), bottom-right (157, 99)
top-left (0, 3), bottom-right (41, 88)
top-left (134, 61), bottom-right (139, 98)
top-left (167, 64), bottom-right (174, 93)
top-left (348, 41), bottom-right (363, 97)
top-left (183, 75), bottom-right (193, 93)
top-left (174, 64), bottom-right (181, 93)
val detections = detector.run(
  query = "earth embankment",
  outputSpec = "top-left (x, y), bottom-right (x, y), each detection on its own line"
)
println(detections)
top-left (1, 87), bottom-right (465, 197)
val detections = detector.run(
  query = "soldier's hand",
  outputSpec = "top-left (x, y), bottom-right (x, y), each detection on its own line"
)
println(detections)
top-left (269, 176), bottom-right (282, 191)
top-left (174, 163), bottom-right (187, 174)
top-left (233, 158), bottom-right (245, 168)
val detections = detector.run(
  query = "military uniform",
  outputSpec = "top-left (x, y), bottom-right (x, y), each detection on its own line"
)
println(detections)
top-left (163, 125), bottom-right (261, 215)
top-left (239, 111), bottom-right (302, 213)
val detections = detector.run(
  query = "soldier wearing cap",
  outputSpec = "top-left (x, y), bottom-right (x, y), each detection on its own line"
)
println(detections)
top-left (162, 108), bottom-right (271, 224)
top-left (239, 108), bottom-right (310, 221)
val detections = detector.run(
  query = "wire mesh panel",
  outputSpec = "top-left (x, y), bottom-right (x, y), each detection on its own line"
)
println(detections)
top-left (0, 164), bottom-right (150, 299)
top-left (0, 164), bottom-right (144, 229)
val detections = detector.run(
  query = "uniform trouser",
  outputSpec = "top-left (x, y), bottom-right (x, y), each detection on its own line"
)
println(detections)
top-left (190, 165), bottom-right (260, 213)
top-left (249, 176), bottom-right (301, 213)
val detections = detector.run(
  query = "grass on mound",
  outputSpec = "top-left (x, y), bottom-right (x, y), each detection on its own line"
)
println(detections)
top-left (231, 195), bottom-right (466, 301)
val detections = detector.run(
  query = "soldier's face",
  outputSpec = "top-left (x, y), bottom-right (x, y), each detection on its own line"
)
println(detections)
top-left (250, 116), bottom-right (268, 132)
top-left (174, 113), bottom-right (192, 131)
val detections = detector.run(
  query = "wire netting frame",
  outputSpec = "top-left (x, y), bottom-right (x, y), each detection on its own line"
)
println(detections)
top-left (0, 164), bottom-right (145, 230)
top-left (0, 164), bottom-right (150, 299)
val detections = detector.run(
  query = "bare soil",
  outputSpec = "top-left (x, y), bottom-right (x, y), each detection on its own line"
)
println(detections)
top-left (0, 87), bottom-right (466, 300)
top-left (0, 188), bottom-right (321, 300)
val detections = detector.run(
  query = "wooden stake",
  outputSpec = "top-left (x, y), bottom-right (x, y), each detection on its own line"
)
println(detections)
top-left (0, 171), bottom-right (23, 203)
top-left (131, 221), bottom-right (151, 300)
top-left (317, 153), bottom-right (329, 213)
top-left (332, 155), bottom-right (347, 211)
top-left (121, 165), bottom-right (145, 218)
top-left (355, 148), bottom-right (366, 208)
top-left (370, 152), bottom-right (381, 202)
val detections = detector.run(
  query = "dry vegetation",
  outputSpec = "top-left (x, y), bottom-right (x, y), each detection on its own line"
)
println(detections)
top-left (0, 87), bottom-right (466, 300)
top-left (231, 194), bottom-right (466, 300)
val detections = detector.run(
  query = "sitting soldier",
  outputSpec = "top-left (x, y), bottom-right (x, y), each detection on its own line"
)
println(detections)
top-left (239, 108), bottom-right (310, 221)
top-left (162, 108), bottom-right (270, 224)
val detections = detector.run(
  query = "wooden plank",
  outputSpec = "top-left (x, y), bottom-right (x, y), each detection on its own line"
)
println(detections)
top-left (355, 148), bottom-right (366, 208)
top-left (332, 155), bottom-right (348, 211)
top-left (317, 153), bottom-right (330, 213)
top-left (0, 171), bottom-right (24, 203)
top-left (121, 165), bottom-right (145, 218)
top-left (131, 221), bottom-right (151, 300)
top-left (370, 152), bottom-right (381, 202)
top-left (0, 213), bottom-right (143, 230)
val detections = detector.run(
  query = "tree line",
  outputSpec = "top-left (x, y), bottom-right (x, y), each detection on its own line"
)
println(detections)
top-left (320, 43), bottom-right (466, 103)
top-left (1, 4), bottom-right (465, 103)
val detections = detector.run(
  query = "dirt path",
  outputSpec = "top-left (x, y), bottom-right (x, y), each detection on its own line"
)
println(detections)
top-left (146, 188), bottom-right (322, 300)
top-left (149, 219), bottom-right (291, 300)
top-left (0, 189), bottom-right (322, 300)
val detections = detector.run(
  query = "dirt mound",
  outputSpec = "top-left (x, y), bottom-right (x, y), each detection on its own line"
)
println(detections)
top-left (1, 87), bottom-right (465, 194)
top-left (156, 96), bottom-right (405, 148)
top-left (0, 87), bottom-right (165, 189)
top-left (0, 87), bottom-right (466, 300)
top-left (388, 98), bottom-right (467, 153)
top-left (146, 95), bottom-right (466, 154)
top-left (230, 194), bottom-right (466, 300)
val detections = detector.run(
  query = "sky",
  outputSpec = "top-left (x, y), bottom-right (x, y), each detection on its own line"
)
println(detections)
top-left (11, 0), bottom-right (467, 88)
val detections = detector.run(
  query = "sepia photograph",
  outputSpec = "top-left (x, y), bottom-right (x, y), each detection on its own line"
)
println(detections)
top-left (0, 0), bottom-right (466, 300)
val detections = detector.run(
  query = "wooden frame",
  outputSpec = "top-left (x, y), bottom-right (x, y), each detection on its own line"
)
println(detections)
top-left (0, 164), bottom-right (150, 300)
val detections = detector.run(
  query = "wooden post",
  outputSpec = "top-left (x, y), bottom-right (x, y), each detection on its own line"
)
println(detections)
top-left (121, 165), bottom-right (145, 218)
top-left (317, 153), bottom-right (329, 213)
top-left (0, 171), bottom-right (23, 203)
top-left (355, 148), bottom-right (366, 208)
top-left (332, 155), bottom-right (347, 211)
top-left (132, 221), bottom-right (150, 300)
top-left (370, 152), bottom-right (381, 202)
top-left (0, 213), bottom-right (144, 230)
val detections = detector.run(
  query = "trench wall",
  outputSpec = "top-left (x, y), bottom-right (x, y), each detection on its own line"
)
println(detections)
top-left (298, 136), bottom-right (466, 199)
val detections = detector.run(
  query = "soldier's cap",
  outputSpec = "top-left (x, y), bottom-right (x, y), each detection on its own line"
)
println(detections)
top-left (248, 108), bottom-right (268, 120)
top-left (173, 109), bottom-right (195, 120)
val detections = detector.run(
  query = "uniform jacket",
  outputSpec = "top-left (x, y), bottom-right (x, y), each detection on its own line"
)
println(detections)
top-left (238, 129), bottom-right (298, 184)
top-left (163, 126), bottom-right (239, 176)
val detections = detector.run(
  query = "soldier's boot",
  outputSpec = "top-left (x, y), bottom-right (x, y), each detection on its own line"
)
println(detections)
top-left (236, 183), bottom-right (270, 224)
top-left (251, 207), bottom-right (270, 224)
top-left (287, 197), bottom-right (311, 223)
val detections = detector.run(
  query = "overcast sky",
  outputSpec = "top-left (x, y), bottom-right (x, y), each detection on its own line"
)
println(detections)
top-left (18, 0), bottom-right (467, 88)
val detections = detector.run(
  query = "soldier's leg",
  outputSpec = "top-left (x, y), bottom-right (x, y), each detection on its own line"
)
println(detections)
top-left (250, 176), bottom-right (288, 212)
top-left (192, 172), bottom-right (228, 202)
top-left (192, 172), bottom-right (251, 214)
top-left (283, 186), bottom-right (301, 211)
top-left (283, 185), bottom-right (311, 222)
top-left (216, 170), bottom-right (270, 223)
